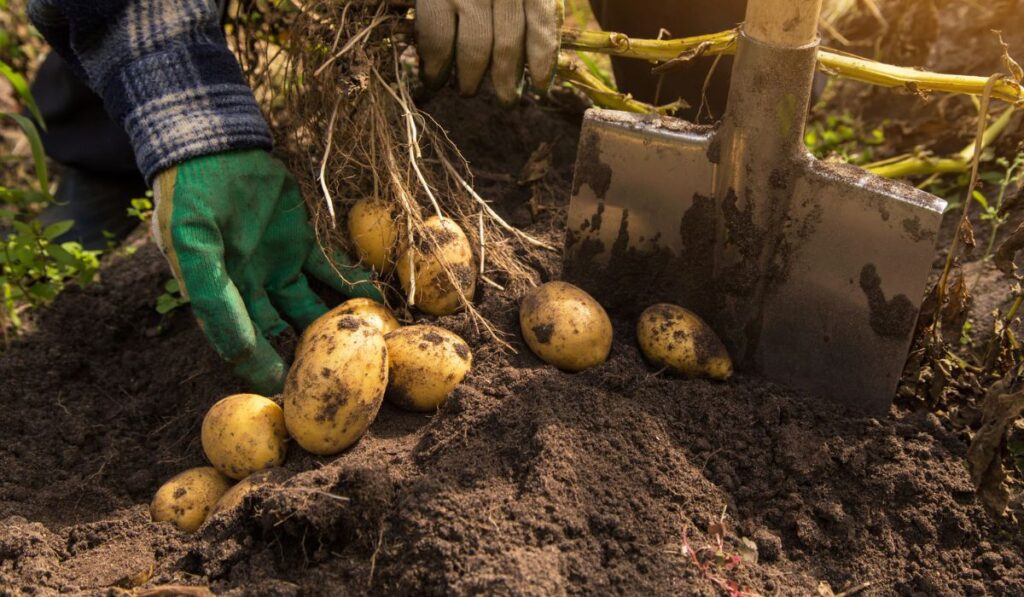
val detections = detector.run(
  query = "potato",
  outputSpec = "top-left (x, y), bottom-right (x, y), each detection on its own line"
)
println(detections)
top-left (210, 469), bottom-right (281, 517)
top-left (348, 198), bottom-right (399, 272)
top-left (397, 216), bottom-right (476, 316)
top-left (636, 303), bottom-right (733, 380)
top-left (201, 394), bottom-right (287, 480)
top-left (151, 467), bottom-right (231, 533)
top-left (284, 314), bottom-right (389, 455)
top-left (327, 297), bottom-right (400, 335)
top-left (384, 324), bottom-right (472, 412)
top-left (520, 281), bottom-right (612, 372)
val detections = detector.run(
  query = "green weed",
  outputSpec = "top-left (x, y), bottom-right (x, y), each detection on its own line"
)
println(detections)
top-left (804, 112), bottom-right (886, 165)
top-left (1, 59), bottom-right (101, 340)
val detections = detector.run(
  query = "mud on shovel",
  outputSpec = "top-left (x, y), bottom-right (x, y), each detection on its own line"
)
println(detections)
top-left (564, 0), bottom-right (946, 413)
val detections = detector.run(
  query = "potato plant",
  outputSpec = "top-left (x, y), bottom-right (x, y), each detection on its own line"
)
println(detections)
top-left (1, 59), bottom-right (101, 340)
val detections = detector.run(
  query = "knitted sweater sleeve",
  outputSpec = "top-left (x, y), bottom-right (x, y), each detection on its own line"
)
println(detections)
top-left (27, 0), bottom-right (273, 182)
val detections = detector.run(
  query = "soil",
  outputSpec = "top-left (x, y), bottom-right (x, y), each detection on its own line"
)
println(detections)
top-left (4, 3), bottom-right (1024, 595)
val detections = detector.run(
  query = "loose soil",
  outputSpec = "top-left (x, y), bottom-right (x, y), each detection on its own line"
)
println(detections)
top-left (4, 3), bottom-right (1024, 593)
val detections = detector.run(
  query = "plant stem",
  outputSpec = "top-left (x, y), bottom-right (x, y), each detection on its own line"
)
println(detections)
top-left (556, 56), bottom-right (686, 115)
top-left (933, 75), bottom-right (1000, 341)
top-left (562, 28), bottom-right (1024, 105)
top-left (864, 107), bottom-right (1016, 178)
top-left (561, 29), bottom-right (738, 63)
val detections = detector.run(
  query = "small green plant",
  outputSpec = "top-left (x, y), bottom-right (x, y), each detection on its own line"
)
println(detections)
top-left (0, 218), bottom-right (101, 330)
top-left (1, 58), bottom-right (102, 340)
top-left (977, 153), bottom-right (1024, 265)
top-left (960, 319), bottom-right (975, 348)
top-left (156, 278), bottom-right (189, 315)
top-left (127, 194), bottom-right (154, 222)
top-left (804, 112), bottom-right (886, 165)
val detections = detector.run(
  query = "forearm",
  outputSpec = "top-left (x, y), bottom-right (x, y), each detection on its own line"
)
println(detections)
top-left (27, 0), bottom-right (272, 182)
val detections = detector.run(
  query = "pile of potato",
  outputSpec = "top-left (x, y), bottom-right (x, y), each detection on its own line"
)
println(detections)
top-left (519, 281), bottom-right (732, 380)
top-left (151, 201), bottom-right (731, 534)
top-left (151, 297), bottom-right (473, 534)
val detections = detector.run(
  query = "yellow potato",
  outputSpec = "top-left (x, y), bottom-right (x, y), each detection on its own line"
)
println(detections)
top-left (384, 324), bottom-right (472, 412)
top-left (519, 281), bottom-right (612, 372)
top-left (348, 198), bottom-right (399, 272)
top-left (151, 467), bottom-right (231, 533)
top-left (284, 314), bottom-right (389, 455)
top-left (397, 216), bottom-right (476, 316)
top-left (327, 297), bottom-right (400, 335)
top-left (209, 469), bottom-right (281, 517)
top-left (201, 394), bottom-right (288, 480)
top-left (636, 303), bottom-right (733, 380)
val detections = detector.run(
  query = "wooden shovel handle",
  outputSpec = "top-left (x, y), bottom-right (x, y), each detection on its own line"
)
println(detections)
top-left (743, 0), bottom-right (823, 48)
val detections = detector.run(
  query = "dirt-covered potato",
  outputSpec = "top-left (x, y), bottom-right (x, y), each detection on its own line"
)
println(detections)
top-left (201, 394), bottom-right (287, 480)
top-left (520, 281), bottom-right (613, 372)
top-left (150, 467), bottom-right (231, 533)
top-left (636, 303), bottom-right (733, 380)
top-left (284, 314), bottom-right (389, 455)
top-left (209, 469), bottom-right (282, 517)
top-left (384, 324), bottom-right (472, 412)
top-left (348, 198), bottom-right (399, 271)
top-left (327, 297), bottom-right (400, 335)
top-left (396, 216), bottom-right (476, 316)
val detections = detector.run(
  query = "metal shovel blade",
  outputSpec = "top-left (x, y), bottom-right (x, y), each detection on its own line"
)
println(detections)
top-left (564, 32), bottom-right (946, 414)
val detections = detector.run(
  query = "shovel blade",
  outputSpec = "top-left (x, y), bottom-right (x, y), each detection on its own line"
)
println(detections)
top-left (564, 109), bottom-right (946, 414)
top-left (564, 110), bottom-right (719, 318)
top-left (756, 161), bottom-right (945, 413)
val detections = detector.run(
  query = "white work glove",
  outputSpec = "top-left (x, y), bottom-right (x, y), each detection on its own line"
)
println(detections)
top-left (416, 0), bottom-right (563, 105)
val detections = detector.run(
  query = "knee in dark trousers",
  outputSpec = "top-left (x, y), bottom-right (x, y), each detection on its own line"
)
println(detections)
top-left (31, 53), bottom-right (147, 249)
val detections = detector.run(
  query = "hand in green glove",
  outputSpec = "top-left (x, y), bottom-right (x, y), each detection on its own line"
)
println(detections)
top-left (416, 0), bottom-right (564, 105)
top-left (152, 150), bottom-right (382, 395)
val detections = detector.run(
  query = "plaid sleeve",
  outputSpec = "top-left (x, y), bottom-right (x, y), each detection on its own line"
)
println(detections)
top-left (28, 0), bottom-right (272, 183)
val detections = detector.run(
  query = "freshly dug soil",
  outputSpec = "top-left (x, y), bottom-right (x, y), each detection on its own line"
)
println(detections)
top-left (2, 85), bottom-right (1023, 596)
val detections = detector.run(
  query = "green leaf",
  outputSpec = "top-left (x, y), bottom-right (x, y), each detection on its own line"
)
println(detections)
top-left (43, 220), bottom-right (74, 240)
top-left (11, 219), bottom-right (35, 239)
top-left (0, 60), bottom-right (46, 131)
top-left (28, 281), bottom-right (57, 301)
top-left (156, 293), bottom-right (183, 315)
top-left (45, 243), bottom-right (81, 267)
top-left (164, 278), bottom-right (180, 293)
top-left (13, 243), bottom-right (35, 266)
top-left (76, 268), bottom-right (98, 287)
top-left (0, 112), bottom-right (51, 199)
top-left (972, 190), bottom-right (990, 210)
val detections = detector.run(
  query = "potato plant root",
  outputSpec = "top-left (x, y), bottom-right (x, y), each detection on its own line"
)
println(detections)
top-left (0, 87), bottom-right (1021, 595)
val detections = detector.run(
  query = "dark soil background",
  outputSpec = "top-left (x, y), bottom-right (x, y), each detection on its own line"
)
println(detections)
top-left (3, 2), bottom-right (1024, 595)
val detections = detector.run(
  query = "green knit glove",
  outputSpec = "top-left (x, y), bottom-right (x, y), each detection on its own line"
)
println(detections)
top-left (152, 150), bottom-right (382, 395)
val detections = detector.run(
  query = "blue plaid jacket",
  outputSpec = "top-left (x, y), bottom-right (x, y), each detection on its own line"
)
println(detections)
top-left (28, 0), bottom-right (273, 182)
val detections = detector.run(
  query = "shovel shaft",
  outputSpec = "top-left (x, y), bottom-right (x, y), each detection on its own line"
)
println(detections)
top-left (744, 0), bottom-right (823, 48)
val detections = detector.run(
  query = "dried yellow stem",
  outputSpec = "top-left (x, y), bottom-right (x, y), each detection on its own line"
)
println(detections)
top-left (561, 28), bottom-right (1024, 105)
top-left (865, 106), bottom-right (1016, 178)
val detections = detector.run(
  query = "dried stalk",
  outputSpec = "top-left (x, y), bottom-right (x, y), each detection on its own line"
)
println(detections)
top-left (865, 106), bottom-right (1016, 178)
top-left (562, 28), bottom-right (1024, 105)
